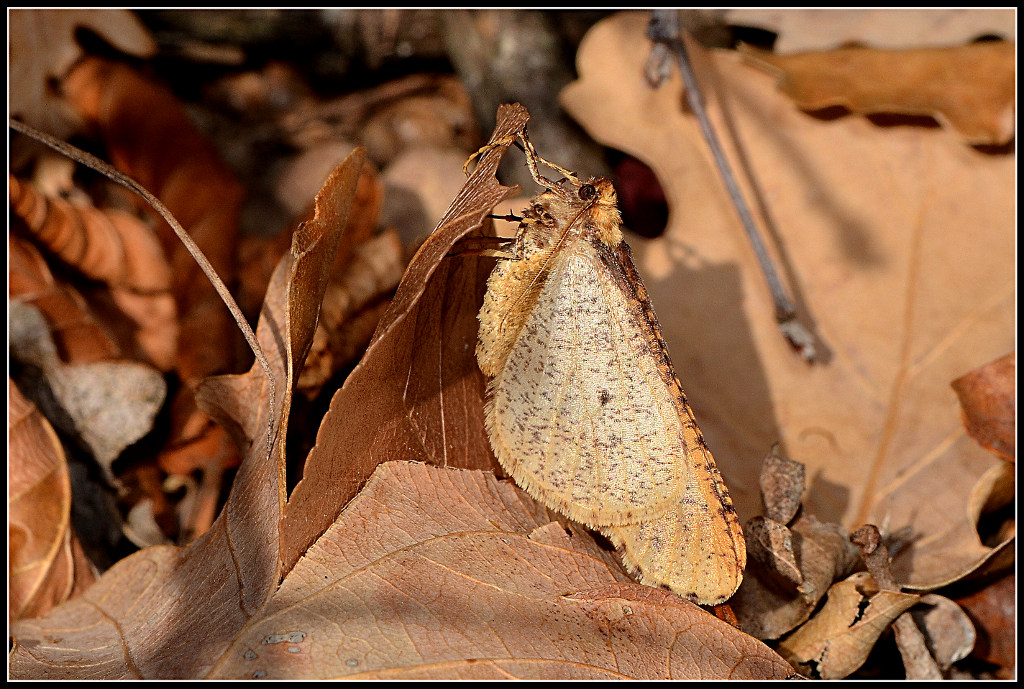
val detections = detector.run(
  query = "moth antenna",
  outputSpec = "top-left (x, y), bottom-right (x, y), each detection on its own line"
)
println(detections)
top-left (518, 130), bottom-right (580, 196)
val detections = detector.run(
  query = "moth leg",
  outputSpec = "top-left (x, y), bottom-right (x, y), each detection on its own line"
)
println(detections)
top-left (463, 134), bottom-right (516, 175)
top-left (449, 235), bottom-right (517, 259)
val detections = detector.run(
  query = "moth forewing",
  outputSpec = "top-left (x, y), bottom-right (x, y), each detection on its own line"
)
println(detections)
top-left (475, 136), bottom-right (745, 605)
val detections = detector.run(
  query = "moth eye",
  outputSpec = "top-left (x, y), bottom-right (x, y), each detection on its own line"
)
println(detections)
top-left (578, 184), bottom-right (597, 201)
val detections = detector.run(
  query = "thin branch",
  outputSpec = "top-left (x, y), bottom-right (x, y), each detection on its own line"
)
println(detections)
top-left (10, 118), bottom-right (278, 460)
top-left (645, 10), bottom-right (818, 362)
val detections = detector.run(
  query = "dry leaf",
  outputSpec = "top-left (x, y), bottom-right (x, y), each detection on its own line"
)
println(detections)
top-left (9, 148), bottom-right (366, 679)
top-left (8, 378), bottom-right (97, 622)
top-left (953, 571), bottom-right (1015, 678)
top-left (9, 300), bottom-right (166, 476)
top-left (760, 446), bottom-right (806, 524)
top-left (910, 593), bottom-right (976, 670)
top-left (9, 234), bottom-right (121, 364)
top-left (560, 11), bottom-right (1013, 592)
top-left (777, 573), bottom-right (921, 679)
top-left (280, 104), bottom-right (530, 573)
top-left (951, 352), bottom-right (1015, 461)
top-left (9, 173), bottom-right (178, 370)
top-left (8, 9), bottom-right (155, 140)
top-left (723, 8), bottom-right (1016, 54)
top-left (740, 41), bottom-right (1015, 145)
top-left (61, 55), bottom-right (245, 478)
top-left (213, 462), bottom-right (793, 680)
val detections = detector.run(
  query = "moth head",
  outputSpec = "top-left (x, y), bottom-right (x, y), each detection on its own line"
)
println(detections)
top-left (580, 178), bottom-right (623, 246)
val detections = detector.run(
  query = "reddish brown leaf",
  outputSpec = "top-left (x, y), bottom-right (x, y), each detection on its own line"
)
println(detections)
top-left (952, 353), bottom-right (1015, 461)
top-left (280, 103), bottom-right (530, 573)
top-left (9, 148), bottom-right (366, 679)
top-left (61, 55), bottom-right (246, 479)
top-left (10, 173), bottom-right (178, 370)
top-left (218, 462), bottom-right (794, 679)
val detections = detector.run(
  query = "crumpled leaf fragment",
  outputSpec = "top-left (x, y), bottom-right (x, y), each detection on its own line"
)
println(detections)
top-left (910, 593), bottom-right (976, 671)
top-left (740, 41), bottom-right (1015, 145)
top-left (951, 352), bottom-right (1015, 461)
top-left (777, 572), bottom-right (920, 679)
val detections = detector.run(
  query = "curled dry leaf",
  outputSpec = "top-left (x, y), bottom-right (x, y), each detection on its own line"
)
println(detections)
top-left (10, 301), bottom-right (166, 477)
top-left (212, 462), bottom-right (792, 680)
top-left (951, 352), bottom-right (1015, 461)
top-left (777, 572), bottom-right (921, 679)
top-left (8, 379), bottom-right (97, 622)
top-left (280, 103), bottom-right (530, 573)
top-left (910, 593), bottom-right (976, 671)
top-left (9, 174), bottom-right (178, 370)
top-left (8, 148), bottom-right (366, 680)
top-left (298, 228), bottom-right (405, 397)
top-left (759, 446), bottom-right (806, 524)
top-left (739, 41), bottom-right (1016, 146)
top-left (725, 442), bottom-right (864, 642)
top-left (560, 11), bottom-right (1013, 593)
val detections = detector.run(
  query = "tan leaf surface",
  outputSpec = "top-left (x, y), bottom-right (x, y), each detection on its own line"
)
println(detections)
top-left (723, 8), bottom-right (1016, 53)
top-left (8, 379), bottom-right (97, 622)
top-left (777, 573), bottom-right (921, 679)
top-left (560, 12), bottom-right (1013, 590)
top-left (280, 104), bottom-right (530, 573)
top-left (213, 461), bottom-right (792, 680)
top-left (741, 41), bottom-right (1015, 145)
top-left (8, 149), bottom-right (365, 679)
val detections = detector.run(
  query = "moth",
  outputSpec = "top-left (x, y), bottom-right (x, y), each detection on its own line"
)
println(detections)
top-left (472, 131), bottom-right (746, 605)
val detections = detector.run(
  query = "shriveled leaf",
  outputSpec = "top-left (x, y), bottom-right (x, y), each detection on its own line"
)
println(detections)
top-left (760, 447), bottom-right (806, 524)
top-left (741, 41), bottom-right (1015, 145)
top-left (8, 378), bottom-right (97, 622)
top-left (733, 514), bottom-right (859, 640)
top-left (910, 593), bottom-right (976, 670)
top-left (280, 104), bottom-right (531, 573)
top-left (9, 149), bottom-right (366, 679)
top-left (953, 571), bottom-right (1015, 678)
top-left (561, 11), bottom-right (1013, 591)
top-left (9, 234), bottom-right (120, 364)
top-left (212, 462), bottom-right (793, 680)
top-left (777, 573), bottom-right (920, 679)
top-left (724, 8), bottom-right (1016, 54)
top-left (952, 352), bottom-right (1015, 461)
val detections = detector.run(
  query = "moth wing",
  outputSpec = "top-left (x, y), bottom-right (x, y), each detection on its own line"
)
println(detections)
top-left (603, 431), bottom-right (746, 605)
top-left (485, 241), bottom-right (687, 527)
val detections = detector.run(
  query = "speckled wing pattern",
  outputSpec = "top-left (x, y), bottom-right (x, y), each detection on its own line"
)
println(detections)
top-left (482, 238), bottom-right (688, 527)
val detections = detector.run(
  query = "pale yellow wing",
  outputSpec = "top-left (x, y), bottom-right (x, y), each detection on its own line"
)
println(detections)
top-left (484, 241), bottom-right (687, 527)
top-left (603, 434), bottom-right (747, 606)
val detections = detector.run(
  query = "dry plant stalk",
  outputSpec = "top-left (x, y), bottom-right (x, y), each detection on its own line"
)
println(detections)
top-left (473, 130), bottom-right (745, 605)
